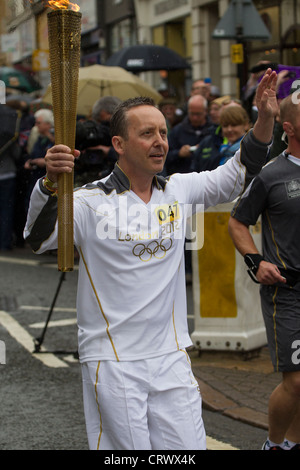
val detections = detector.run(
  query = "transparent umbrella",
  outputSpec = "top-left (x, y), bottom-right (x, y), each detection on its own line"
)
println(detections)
top-left (43, 65), bottom-right (162, 116)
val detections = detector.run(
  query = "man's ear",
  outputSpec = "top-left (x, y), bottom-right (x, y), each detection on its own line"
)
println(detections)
top-left (111, 136), bottom-right (124, 155)
top-left (283, 121), bottom-right (294, 137)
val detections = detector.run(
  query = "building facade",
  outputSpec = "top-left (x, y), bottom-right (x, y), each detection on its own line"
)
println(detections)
top-left (191, 0), bottom-right (300, 96)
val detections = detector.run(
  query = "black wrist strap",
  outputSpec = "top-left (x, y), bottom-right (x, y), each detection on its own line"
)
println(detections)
top-left (244, 253), bottom-right (264, 283)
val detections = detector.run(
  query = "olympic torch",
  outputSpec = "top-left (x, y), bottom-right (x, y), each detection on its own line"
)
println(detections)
top-left (47, 2), bottom-right (81, 271)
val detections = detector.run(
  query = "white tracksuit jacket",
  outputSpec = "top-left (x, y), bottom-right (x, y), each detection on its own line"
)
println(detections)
top-left (24, 130), bottom-right (270, 363)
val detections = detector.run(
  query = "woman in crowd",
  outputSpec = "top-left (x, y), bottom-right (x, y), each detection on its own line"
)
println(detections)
top-left (193, 104), bottom-right (250, 171)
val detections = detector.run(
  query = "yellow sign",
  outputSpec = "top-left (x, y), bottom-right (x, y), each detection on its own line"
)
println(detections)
top-left (32, 50), bottom-right (50, 72)
top-left (198, 212), bottom-right (237, 318)
top-left (231, 44), bottom-right (244, 64)
top-left (155, 202), bottom-right (180, 225)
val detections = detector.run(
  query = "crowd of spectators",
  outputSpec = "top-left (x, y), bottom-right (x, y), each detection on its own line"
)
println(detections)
top-left (0, 63), bottom-right (294, 254)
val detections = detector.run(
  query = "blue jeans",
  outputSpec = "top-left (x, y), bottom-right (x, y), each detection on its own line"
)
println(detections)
top-left (0, 177), bottom-right (16, 250)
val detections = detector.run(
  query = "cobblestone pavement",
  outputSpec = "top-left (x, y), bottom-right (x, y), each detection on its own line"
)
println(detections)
top-left (190, 346), bottom-right (281, 430)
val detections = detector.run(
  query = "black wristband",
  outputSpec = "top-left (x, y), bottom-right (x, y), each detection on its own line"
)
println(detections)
top-left (244, 254), bottom-right (264, 282)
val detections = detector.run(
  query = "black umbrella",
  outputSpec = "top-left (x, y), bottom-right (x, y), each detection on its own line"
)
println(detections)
top-left (105, 45), bottom-right (191, 72)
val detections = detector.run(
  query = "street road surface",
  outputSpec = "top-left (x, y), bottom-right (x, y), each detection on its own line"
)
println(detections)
top-left (0, 249), bottom-right (266, 451)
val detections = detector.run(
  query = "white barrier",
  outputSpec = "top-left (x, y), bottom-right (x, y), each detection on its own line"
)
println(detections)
top-left (191, 202), bottom-right (267, 352)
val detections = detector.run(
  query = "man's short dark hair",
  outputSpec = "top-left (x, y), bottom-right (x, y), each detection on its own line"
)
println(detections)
top-left (110, 97), bottom-right (156, 140)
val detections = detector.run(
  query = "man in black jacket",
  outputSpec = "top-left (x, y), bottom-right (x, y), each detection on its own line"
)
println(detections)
top-left (165, 94), bottom-right (215, 175)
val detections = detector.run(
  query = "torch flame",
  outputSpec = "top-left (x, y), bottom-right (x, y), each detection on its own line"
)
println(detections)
top-left (46, 0), bottom-right (80, 11)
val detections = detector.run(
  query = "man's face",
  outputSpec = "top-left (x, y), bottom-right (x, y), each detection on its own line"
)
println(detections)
top-left (35, 118), bottom-right (51, 136)
top-left (117, 105), bottom-right (169, 178)
top-left (191, 80), bottom-right (210, 99)
top-left (188, 99), bottom-right (207, 127)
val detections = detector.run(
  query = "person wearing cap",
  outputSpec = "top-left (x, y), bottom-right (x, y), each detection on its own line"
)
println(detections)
top-left (159, 98), bottom-right (183, 133)
top-left (190, 79), bottom-right (211, 100)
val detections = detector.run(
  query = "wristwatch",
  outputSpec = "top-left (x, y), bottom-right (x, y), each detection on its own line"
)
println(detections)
top-left (244, 253), bottom-right (264, 283)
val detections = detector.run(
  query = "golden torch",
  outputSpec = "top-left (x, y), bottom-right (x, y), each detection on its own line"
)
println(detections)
top-left (47, 1), bottom-right (81, 271)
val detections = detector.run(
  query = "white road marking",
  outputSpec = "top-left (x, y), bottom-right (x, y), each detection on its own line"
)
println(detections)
top-left (30, 318), bottom-right (77, 329)
top-left (21, 306), bottom-right (76, 312)
top-left (0, 256), bottom-right (42, 267)
top-left (0, 251), bottom-right (240, 449)
top-left (63, 354), bottom-right (79, 363)
top-left (0, 255), bottom-right (78, 270)
top-left (0, 307), bottom-right (239, 450)
top-left (0, 310), bottom-right (68, 368)
top-left (21, 305), bottom-right (77, 329)
top-left (206, 436), bottom-right (238, 450)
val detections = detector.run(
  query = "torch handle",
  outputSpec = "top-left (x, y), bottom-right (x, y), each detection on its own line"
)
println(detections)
top-left (57, 171), bottom-right (74, 272)
top-left (47, 9), bottom-right (82, 272)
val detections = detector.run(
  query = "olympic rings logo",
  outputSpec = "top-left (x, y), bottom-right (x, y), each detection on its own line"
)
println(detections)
top-left (132, 238), bottom-right (173, 262)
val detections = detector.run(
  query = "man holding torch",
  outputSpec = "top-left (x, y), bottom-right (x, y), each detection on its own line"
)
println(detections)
top-left (24, 70), bottom-right (277, 450)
